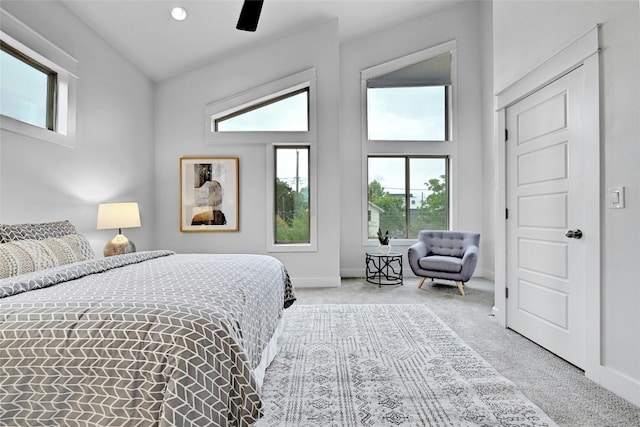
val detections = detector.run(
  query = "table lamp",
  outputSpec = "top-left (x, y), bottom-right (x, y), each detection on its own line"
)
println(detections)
top-left (96, 202), bottom-right (141, 257)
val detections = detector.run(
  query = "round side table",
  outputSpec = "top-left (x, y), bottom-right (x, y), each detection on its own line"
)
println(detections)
top-left (365, 252), bottom-right (403, 287)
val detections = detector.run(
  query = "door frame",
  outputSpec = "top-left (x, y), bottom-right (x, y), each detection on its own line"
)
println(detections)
top-left (493, 25), bottom-right (601, 378)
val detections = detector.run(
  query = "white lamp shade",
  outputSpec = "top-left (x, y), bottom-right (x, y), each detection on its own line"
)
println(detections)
top-left (97, 202), bottom-right (141, 230)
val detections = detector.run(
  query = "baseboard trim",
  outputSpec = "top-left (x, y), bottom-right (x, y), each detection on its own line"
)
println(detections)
top-left (482, 269), bottom-right (495, 281)
top-left (290, 276), bottom-right (342, 288)
top-left (341, 268), bottom-right (487, 280)
top-left (589, 366), bottom-right (640, 407)
top-left (340, 268), bottom-right (364, 278)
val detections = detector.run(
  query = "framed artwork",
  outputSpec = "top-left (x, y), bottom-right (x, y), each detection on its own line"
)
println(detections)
top-left (180, 157), bottom-right (239, 232)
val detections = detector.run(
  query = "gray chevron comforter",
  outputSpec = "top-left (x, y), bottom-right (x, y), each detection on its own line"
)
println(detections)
top-left (0, 251), bottom-right (295, 427)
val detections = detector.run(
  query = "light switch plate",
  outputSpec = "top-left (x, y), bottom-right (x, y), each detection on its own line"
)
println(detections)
top-left (609, 186), bottom-right (625, 209)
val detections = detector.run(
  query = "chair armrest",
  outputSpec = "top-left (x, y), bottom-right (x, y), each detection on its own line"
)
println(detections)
top-left (462, 245), bottom-right (478, 261)
top-left (407, 241), bottom-right (428, 274)
top-left (408, 241), bottom-right (427, 259)
top-left (460, 245), bottom-right (479, 280)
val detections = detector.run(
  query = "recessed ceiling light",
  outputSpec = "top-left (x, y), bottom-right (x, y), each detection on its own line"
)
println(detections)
top-left (171, 7), bottom-right (187, 21)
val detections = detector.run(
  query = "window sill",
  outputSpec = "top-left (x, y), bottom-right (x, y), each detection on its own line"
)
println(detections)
top-left (365, 239), bottom-right (418, 247)
top-left (1, 116), bottom-right (75, 148)
top-left (268, 243), bottom-right (317, 253)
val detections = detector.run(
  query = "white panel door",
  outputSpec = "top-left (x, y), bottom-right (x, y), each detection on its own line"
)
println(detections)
top-left (506, 66), bottom-right (586, 369)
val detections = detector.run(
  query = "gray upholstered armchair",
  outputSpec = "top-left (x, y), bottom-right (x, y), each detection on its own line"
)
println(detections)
top-left (407, 230), bottom-right (480, 296)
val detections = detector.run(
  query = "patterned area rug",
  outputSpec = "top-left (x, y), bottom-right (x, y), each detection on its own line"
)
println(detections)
top-left (256, 304), bottom-right (558, 427)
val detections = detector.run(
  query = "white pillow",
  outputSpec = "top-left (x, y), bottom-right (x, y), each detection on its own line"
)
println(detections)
top-left (0, 234), bottom-right (94, 279)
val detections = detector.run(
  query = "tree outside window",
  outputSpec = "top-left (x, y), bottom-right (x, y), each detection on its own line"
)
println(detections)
top-left (275, 147), bottom-right (310, 244)
top-left (368, 156), bottom-right (448, 239)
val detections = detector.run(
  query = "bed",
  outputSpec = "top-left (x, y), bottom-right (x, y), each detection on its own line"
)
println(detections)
top-left (0, 221), bottom-right (295, 427)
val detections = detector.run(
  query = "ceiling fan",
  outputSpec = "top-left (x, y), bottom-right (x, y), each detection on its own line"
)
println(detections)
top-left (236, 0), bottom-right (264, 32)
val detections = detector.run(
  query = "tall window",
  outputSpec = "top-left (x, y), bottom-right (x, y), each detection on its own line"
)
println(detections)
top-left (0, 41), bottom-right (57, 131)
top-left (368, 156), bottom-right (448, 239)
top-left (205, 69), bottom-right (317, 251)
top-left (275, 146), bottom-right (310, 244)
top-left (363, 43), bottom-right (455, 242)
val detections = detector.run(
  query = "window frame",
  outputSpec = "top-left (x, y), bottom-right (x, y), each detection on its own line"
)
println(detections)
top-left (1, 40), bottom-right (58, 131)
top-left (360, 40), bottom-right (458, 246)
top-left (267, 142), bottom-right (317, 253)
top-left (214, 87), bottom-right (309, 132)
top-left (207, 68), bottom-right (318, 252)
top-left (362, 41), bottom-right (456, 144)
top-left (0, 8), bottom-right (78, 147)
top-left (366, 84), bottom-right (451, 142)
top-left (367, 154), bottom-right (450, 239)
top-left (205, 68), bottom-right (316, 144)
top-left (273, 145), bottom-right (311, 245)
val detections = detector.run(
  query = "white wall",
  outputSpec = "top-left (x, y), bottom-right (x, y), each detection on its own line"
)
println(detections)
top-left (2, 0), bottom-right (637, 409)
top-left (493, 0), bottom-right (640, 406)
top-left (0, 1), bottom-right (156, 256)
top-left (153, 19), bottom-right (341, 287)
top-left (339, 1), bottom-right (491, 277)
top-left (480, 3), bottom-right (495, 280)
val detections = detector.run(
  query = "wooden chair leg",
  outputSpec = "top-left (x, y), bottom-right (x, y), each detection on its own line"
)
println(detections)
top-left (456, 281), bottom-right (465, 296)
top-left (418, 277), bottom-right (427, 289)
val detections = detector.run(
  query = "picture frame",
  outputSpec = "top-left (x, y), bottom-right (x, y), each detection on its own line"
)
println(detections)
top-left (180, 156), bottom-right (239, 232)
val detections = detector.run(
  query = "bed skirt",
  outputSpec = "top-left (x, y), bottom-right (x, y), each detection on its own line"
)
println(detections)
top-left (253, 317), bottom-right (284, 390)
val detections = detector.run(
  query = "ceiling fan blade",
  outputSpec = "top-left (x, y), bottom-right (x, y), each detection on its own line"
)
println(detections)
top-left (236, 0), bottom-right (264, 32)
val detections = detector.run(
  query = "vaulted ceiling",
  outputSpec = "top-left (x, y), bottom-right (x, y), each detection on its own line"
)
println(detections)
top-left (62, 0), bottom-right (463, 81)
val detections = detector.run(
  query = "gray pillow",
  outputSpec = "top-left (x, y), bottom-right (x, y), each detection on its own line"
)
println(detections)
top-left (0, 220), bottom-right (78, 243)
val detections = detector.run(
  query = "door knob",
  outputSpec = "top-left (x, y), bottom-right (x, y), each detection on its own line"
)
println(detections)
top-left (565, 229), bottom-right (583, 239)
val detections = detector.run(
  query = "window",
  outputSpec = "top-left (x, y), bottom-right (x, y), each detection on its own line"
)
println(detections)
top-left (205, 69), bottom-right (317, 252)
top-left (362, 42), bottom-right (456, 243)
top-left (215, 88), bottom-right (309, 132)
top-left (1, 41), bottom-right (57, 131)
top-left (205, 68), bottom-right (316, 144)
top-left (0, 9), bottom-right (77, 147)
top-left (366, 52), bottom-right (451, 142)
top-left (368, 156), bottom-right (449, 239)
top-left (274, 146), bottom-right (310, 244)
top-left (367, 86), bottom-right (447, 141)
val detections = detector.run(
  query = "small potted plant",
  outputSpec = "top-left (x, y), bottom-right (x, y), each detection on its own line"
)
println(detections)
top-left (377, 228), bottom-right (391, 255)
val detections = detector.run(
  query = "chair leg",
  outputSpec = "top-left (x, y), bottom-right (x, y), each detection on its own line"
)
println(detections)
top-left (456, 281), bottom-right (465, 296)
top-left (418, 277), bottom-right (427, 289)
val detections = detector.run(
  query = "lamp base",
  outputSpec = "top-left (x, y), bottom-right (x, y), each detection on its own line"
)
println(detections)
top-left (104, 233), bottom-right (136, 257)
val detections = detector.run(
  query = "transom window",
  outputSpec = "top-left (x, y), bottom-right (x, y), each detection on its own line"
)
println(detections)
top-left (0, 40), bottom-right (57, 131)
top-left (366, 52), bottom-right (451, 142)
top-left (215, 87), bottom-right (309, 132)
top-left (367, 86), bottom-right (447, 141)
top-left (205, 68), bottom-right (316, 144)
top-left (368, 156), bottom-right (449, 239)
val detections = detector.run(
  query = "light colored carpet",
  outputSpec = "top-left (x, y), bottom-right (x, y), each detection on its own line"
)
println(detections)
top-left (257, 304), bottom-right (557, 426)
top-left (289, 278), bottom-right (640, 427)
